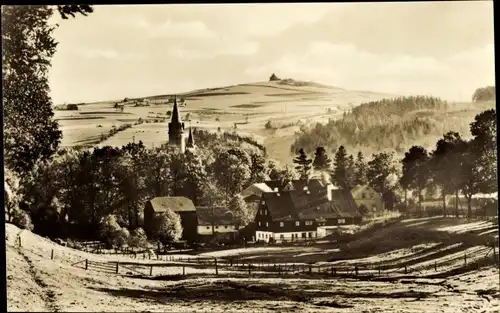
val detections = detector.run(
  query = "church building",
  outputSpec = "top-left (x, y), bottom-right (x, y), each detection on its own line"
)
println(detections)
top-left (168, 96), bottom-right (196, 153)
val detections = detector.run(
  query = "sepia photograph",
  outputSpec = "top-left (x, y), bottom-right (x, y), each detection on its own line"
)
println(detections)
top-left (3, 2), bottom-right (498, 312)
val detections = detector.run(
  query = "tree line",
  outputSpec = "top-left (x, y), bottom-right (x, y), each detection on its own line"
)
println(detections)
top-left (291, 109), bottom-right (497, 217)
top-left (291, 95), bottom-right (471, 154)
top-left (472, 86), bottom-right (495, 102)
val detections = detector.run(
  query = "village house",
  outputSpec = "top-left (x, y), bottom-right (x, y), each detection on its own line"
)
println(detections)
top-left (351, 185), bottom-right (385, 214)
top-left (143, 196), bottom-right (198, 243)
top-left (254, 184), bottom-right (361, 243)
top-left (196, 206), bottom-right (239, 239)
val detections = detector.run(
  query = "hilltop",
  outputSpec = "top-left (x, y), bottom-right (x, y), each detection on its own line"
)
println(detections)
top-left (53, 78), bottom-right (396, 164)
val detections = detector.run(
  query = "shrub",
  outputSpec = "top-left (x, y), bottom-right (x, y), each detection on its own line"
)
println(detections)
top-left (152, 209), bottom-right (183, 246)
top-left (113, 228), bottom-right (130, 250)
top-left (264, 120), bottom-right (276, 129)
top-left (129, 228), bottom-right (147, 249)
top-left (99, 215), bottom-right (121, 245)
top-left (12, 209), bottom-right (34, 231)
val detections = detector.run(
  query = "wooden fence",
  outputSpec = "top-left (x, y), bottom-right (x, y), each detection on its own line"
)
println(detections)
top-left (59, 243), bottom-right (499, 279)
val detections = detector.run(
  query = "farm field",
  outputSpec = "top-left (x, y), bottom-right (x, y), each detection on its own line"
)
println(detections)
top-left (54, 79), bottom-right (495, 165)
top-left (54, 80), bottom-right (396, 163)
top-left (6, 217), bottom-right (499, 312)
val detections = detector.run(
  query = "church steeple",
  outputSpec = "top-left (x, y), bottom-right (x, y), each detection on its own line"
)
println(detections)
top-left (168, 95), bottom-right (185, 151)
top-left (171, 95), bottom-right (181, 124)
top-left (186, 126), bottom-right (195, 148)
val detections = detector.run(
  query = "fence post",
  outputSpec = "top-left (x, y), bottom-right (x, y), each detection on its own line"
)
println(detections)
top-left (331, 267), bottom-right (334, 276)
top-left (309, 265), bottom-right (312, 274)
top-left (215, 258), bottom-right (218, 276)
top-left (378, 267), bottom-right (381, 276)
top-left (18, 237), bottom-right (21, 247)
top-left (434, 261), bottom-right (437, 272)
top-left (493, 243), bottom-right (497, 264)
top-left (51, 249), bottom-right (54, 260)
top-left (116, 262), bottom-right (119, 274)
top-left (248, 264), bottom-right (252, 275)
top-left (183, 265), bottom-right (185, 276)
top-left (149, 265), bottom-right (152, 276)
top-left (85, 259), bottom-right (88, 270)
top-left (464, 254), bottom-right (467, 266)
top-left (230, 258), bottom-right (233, 267)
top-left (292, 264), bottom-right (296, 272)
top-left (404, 265), bottom-right (407, 274)
top-left (355, 266), bottom-right (358, 277)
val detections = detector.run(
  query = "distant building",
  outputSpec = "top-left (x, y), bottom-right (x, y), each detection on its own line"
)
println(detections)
top-left (253, 184), bottom-right (361, 243)
top-left (168, 96), bottom-right (195, 153)
top-left (143, 196), bottom-right (198, 243)
top-left (351, 185), bottom-right (385, 214)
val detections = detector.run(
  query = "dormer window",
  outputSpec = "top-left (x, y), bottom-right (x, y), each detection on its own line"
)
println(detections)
top-left (305, 221), bottom-right (313, 226)
top-left (280, 222), bottom-right (284, 227)
top-left (261, 200), bottom-right (265, 205)
top-left (295, 221), bottom-right (300, 226)
top-left (266, 222), bottom-right (269, 227)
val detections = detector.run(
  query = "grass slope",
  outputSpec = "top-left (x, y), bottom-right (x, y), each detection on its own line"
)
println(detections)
top-left (6, 217), bottom-right (499, 312)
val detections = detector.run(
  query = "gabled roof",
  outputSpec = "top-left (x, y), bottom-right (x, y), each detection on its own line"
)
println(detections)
top-left (240, 183), bottom-right (276, 199)
top-left (263, 178), bottom-right (325, 193)
top-left (147, 196), bottom-right (196, 213)
top-left (262, 188), bottom-right (360, 222)
top-left (196, 206), bottom-right (235, 226)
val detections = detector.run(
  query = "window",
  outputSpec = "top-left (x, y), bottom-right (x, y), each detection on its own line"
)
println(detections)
top-left (280, 234), bottom-right (284, 239)
top-left (206, 226), bottom-right (210, 229)
top-left (264, 210), bottom-right (267, 215)
top-left (308, 232), bottom-right (313, 238)
top-left (224, 226), bottom-right (228, 229)
top-left (215, 226), bottom-right (219, 229)
top-left (305, 221), bottom-right (313, 226)
top-left (266, 222), bottom-right (269, 227)
top-left (338, 219), bottom-right (345, 224)
top-left (295, 221), bottom-right (300, 226)
top-left (280, 222), bottom-right (284, 227)
top-left (261, 200), bottom-right (265, 205)
top-left (258, 222), bottom-right (261, 226)
top-left (301, 233), bottom-right (306, 238)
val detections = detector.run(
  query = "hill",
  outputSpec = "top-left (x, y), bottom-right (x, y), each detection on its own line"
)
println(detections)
top-left (53, 79), bottom-right (395, 164)
top-left (291, 97), bottom-right (496, 160)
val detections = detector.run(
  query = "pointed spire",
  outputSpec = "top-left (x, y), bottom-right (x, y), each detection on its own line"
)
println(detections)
top-left (171, 95), bottom-right (181, 124)
top-left (187, 126), bottom-right (195, 148)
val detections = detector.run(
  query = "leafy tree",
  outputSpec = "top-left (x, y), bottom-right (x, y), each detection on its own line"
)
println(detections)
top-left (143, 147), bottom-right (172, 197)
top-left (366, 152), bottom-right (397, 208)
top-left (312, 146), bottom-right (332, 172)
top-left (2, 5), bottom-right (93, 174)
top-left (430, 132), bottom-right (466, 217)
top-left (472, 86), bottom-right (495, 102)
top-left (293, 148), bottom-right (312, 180)
top-left (354, 151), bottom-right (368, 186)
top-left (249, 153), bottom-right (269, 183)
top-left (470, 109), bottom-right (497, 194)
top-left (228, 194), bottom-right (254, 229)
top-left (401, 146), bottom-right (431, 216)
top-left (211, 148), bottom-right (251, 203)
top-left (152, 209), bottom-right (183, 246)
top-left (332, 146), bottom-right (355, 189)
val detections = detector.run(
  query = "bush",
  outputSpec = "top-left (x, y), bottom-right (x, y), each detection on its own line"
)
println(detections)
top-left (12, 209), bottom-right (34, 231)
top-left (152, 209), bottom-right (183, 246)
top-left (129, 228), bottom-right (147, 249)
top-left (99, 215), bottom-right (121, 245)
top-left (264, 120), bottom-right (275, 130)
top-left (113, 228), bottom-right (130, 250)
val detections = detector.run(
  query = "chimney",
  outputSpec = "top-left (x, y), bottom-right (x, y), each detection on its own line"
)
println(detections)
top-left (327, 184), bottom-right (333, 201)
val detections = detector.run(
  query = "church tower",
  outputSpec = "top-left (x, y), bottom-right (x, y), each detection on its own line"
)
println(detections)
top-left (185, 126), bottom-right (196, 153)
top-left (168, 95), bottom-right (185, 151)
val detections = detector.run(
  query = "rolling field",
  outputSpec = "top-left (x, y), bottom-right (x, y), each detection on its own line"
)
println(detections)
top-left (6, 217), bottom-right (499, 312)
top-left (55, 80), bottom-right (396, 163)
top-left (54, 80), bottom-right (495, 165)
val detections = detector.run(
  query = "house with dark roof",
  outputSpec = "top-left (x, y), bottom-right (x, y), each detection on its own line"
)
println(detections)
top-left (143, 196), bottom-right (198, 243)
top-left (240, 178), bottom-right (328, 203)
top-left (254, 186), bottom-right (361, 243)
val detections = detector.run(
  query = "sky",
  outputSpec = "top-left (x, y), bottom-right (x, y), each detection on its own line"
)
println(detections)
top-left (48, 2), bottom-right (495, 104)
